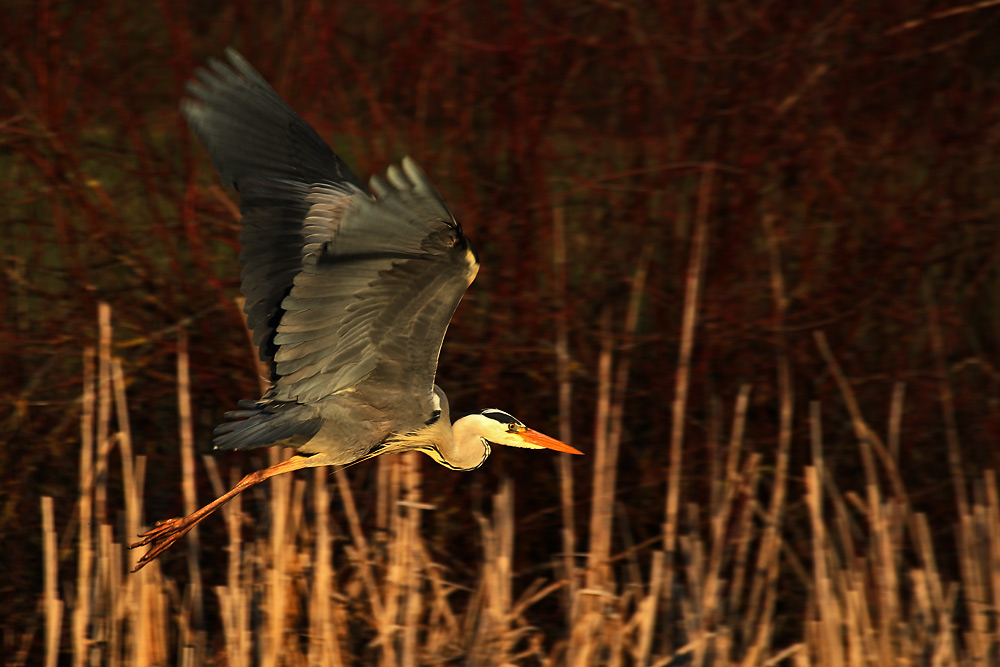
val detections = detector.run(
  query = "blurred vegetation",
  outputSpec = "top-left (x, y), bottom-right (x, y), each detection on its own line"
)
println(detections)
top-left (3, 0), bottom-right (1000, 662)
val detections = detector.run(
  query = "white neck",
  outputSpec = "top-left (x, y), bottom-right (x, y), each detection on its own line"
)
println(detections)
top-left (421, 387), bottom-right (491, 470)
top-left (441, 414), bottom-right (492, 470)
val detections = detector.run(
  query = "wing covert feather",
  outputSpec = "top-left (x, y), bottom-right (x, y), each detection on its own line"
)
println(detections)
top-left (184, 51), bottom-right (479, 420)
top-left (182, 50), bottom-right (364, 364)
top-left (270, 158), bottom-right (479, 404)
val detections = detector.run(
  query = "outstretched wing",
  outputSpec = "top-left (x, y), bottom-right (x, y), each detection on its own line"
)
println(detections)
top-left (183, 50), bottom-right (479, 412)
top-left (182, 49), bottom-right (365, 363)
top-left (273, 158), bottom-right (479, 404)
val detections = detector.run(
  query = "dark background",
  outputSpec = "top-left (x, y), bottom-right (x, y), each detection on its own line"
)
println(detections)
top-left (3, 0), bottom-right (1000, 660)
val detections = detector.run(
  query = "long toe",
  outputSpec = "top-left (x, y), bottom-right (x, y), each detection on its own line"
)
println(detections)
top-left (131, 518), bottom-right (181, 548)
top-left (129, 517), bottom-right (194, 571)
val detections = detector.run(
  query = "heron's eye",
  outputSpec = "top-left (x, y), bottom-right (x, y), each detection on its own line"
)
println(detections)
top-left (507, 423), bottom-right (520, 433)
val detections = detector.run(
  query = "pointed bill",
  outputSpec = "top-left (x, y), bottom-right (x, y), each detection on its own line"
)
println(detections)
top-left (520, 428), bottom-right (584, 455)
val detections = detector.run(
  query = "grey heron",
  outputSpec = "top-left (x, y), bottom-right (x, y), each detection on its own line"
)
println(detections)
top-left (130, 50), bottom-right (581, 572)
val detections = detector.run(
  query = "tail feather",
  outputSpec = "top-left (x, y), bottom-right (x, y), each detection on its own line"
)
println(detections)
top-left (213, 400), bottom-right (321, 451)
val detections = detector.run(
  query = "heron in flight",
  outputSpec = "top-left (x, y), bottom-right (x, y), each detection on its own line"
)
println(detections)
top-left (130, 50), bottom-right (581, 571)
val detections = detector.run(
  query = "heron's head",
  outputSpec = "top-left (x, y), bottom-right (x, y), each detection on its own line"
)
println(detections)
top-left (474, 409), bottom-right (583, 454)
top-left (440, 408), bottom-right (582, 470)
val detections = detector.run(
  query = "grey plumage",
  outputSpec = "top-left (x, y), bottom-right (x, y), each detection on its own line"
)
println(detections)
top-left (183, 49), bottom-right (478, 459)
top-left (130, 50), bottom-right (580, 573)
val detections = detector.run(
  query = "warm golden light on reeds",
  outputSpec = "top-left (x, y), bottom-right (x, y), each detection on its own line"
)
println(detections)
top-left (37, 254), bottom-right (1000, 664)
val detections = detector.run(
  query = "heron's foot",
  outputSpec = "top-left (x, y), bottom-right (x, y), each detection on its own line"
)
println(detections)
top-left (129, 516), bottom-right (196, 572)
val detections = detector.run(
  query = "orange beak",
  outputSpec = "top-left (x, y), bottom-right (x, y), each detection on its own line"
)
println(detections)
top-left (520, 428), bottom-right (584, 455)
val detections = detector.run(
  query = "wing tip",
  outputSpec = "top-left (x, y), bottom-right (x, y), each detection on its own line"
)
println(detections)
top-left (368, 156), bottom-right (445, 207)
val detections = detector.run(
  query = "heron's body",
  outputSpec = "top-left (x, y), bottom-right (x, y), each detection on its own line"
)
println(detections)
top-left (130, 50), bottom-right (580, 572)
top-left (244, 385), bottom-right (487, 471)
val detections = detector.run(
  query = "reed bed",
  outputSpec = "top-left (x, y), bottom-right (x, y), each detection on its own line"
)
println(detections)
top-left (26, 292), bottom-right (1000, 666)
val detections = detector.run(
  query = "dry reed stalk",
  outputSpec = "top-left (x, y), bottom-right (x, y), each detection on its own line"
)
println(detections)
top-left (310, 466), bottom-right (343, 667)
top-left (96, 521), bottom-right (116, 667)
top-left (334, 466), bottom-right (387, 629)
top-left (872, 495), bottom-right (900, 663)
top-left (131, 456), bottom-right (154, 666)
top-left (813, 332), bottom-right (912, 511)
top-left (136, 515), bottom-right (166, 654)
top-left (376, 452), bottom-right (392, 550)
top-left (937, 585), bottom-right (961, 665)
top-left (96, 303), bottom-right (113, 526)
top-left (92, 305), bottom-right (114, 662)
top-left (958, 509), bottom-right (986, 662)
top-left (715, 627), bottom-right (733, 665)
top-left (585, 244), bottom-right (651, 591)
top-left (849, 570), bottom-right (878, 666)
top-left (700, 385), bottom-right (751, 651)
top-left (633, 549), bottom-right (664, 665)
top-left (811, 434), bottom-right (851, 586)
top-left (678, 529), bottom-right (708, 667)
top-left (416, 537), bottom-right (463, 659)
top-left (812, 328), bottom-right (941, 660)
top-left (912, 513), bottom-right (948, 626)
top-left (741, 214), bottom-right (795, 659)
top-left (606, 609), bottom-right (625, 667)
top-left (380, 454), bottom-right (403, 665)
top-left (493, 479), bottom-right (514, 640)
top-left (804, 466), bottom-right (844, 667)
top-left (216, 464), bottom-right (250, 667)
top-left (552, 206), bottom-right (577, 614)
top-left (739, 456), bottom-right (785, 664)
top-left (214, 590), bottom-right (238, 665)
top-left (469, 479), bottom-right (518, 665)
top-left (567, 605), bottom-right (602, 667)
top-left (809, 402), bottom-right (881, 665)
top-left (762, 643), bottom-right (806, 666)
top-left (176, 331), bottom-right (206, 657)
top-left (584, 239), bottom-right (652, 612)
top-left (741, 563), bottom-right (780, 667)
top-left (985, 472), bottom-right (1000, 651)
top-left (401, 452), bottom-right (424, 667)
top-left (42, 496), bottom-right (62, 667)
top-left (265, 445), bottom-right (293, 667)
top-left (957, 473), bottom-right (1000, 662)
top-left (584, 309), bottom-right (614, 591)
top-left (74, 347), bottom-right (95, 667)
top-left (568, 308), bottom-right (614, 665)
top-left (140, 568), bottom-right (169, 666)
top-left (110, 360), bottom-right (140, 558)
top-left (662, 164), bottom-right (713, 644)
top-left (727, 452), bottom-right (762, 623)
top-left (815, 324), bottom-right (937, 667)
top-left (107, 521), bottom-right (129, 667)
top-left (461, 561), bottom-right (487, 657)
top-left (292, 476), bottom-right (308, 537)
top-left (653, 633), bottom-right (717, 667)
